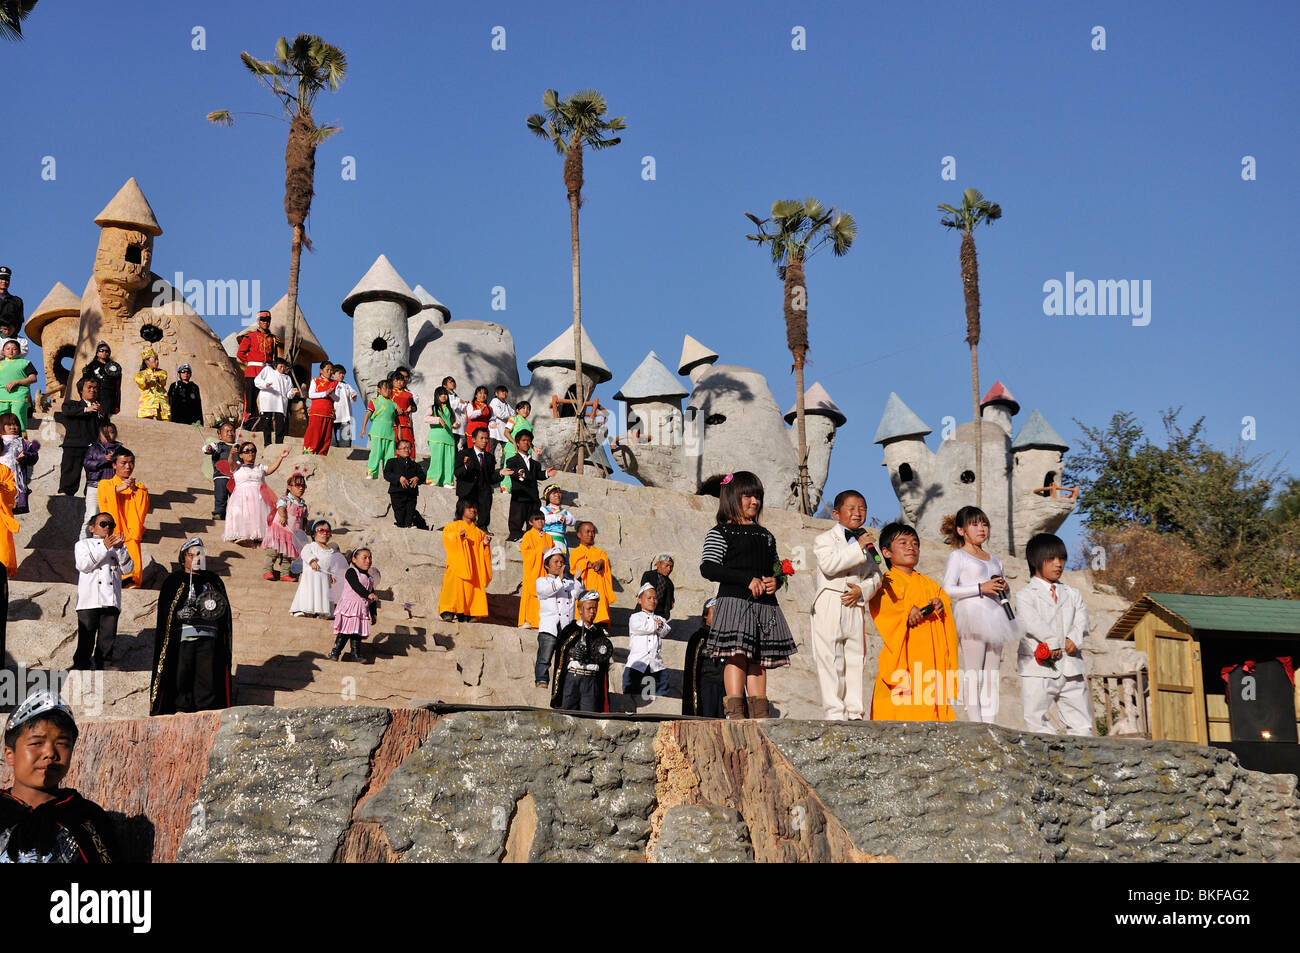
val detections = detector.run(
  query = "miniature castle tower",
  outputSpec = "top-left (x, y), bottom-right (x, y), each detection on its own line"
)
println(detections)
top-left (873, 392), bottom-right (934, 522)
top-left (980, 380), bottom-right (1019, 436)
top-left (25, 282), bottom-right (82, 402)
top-left (1011, 408), bottom-right (1075, 537)
top-left (524, 324), bottom-right (612, 411)
top-left (784, 382), bottom-right (846, 513)
top-left (677, 334), bottom-right (719, 386)
top-left (343, 254), bottom-right (421, 398)
top-left (69, 178), bottom-right (243, 424)
top-left (615, 351), bottom-right (687, 447)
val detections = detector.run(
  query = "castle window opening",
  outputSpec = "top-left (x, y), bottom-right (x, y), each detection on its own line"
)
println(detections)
top-left (54, 345), bottom-right (76, 387)
top-left (370, 336), bottom-right (388, 352)
top-left (1037, 470), bottom-right (1058, 498)
top-left (124, 244), bottom-right (143, 265)
top-left (960, 470), bottom-right (975, 484)
top-left (898, 463), bottom-right (914, 483)
top-left (140, 324), bottom-right (163, 343)
top-left (706, 413), bottom-right (726, 426)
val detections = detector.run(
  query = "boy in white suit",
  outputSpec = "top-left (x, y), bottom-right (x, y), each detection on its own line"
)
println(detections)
top-left (810, 490), bottom-right (884, 720)
top-left (1016, 533), bottom-right (1093, 736)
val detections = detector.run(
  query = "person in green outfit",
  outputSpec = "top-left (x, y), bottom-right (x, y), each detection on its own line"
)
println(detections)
top-left (424, 385), bottom-right (456, 487)
top-left (0, 339), bottom-right (36, 432)
top-left (361, 377), bottom-right (398, 479)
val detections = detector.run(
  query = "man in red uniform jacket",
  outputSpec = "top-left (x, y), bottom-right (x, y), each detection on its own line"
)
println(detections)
top-left (236, 310), bottom-right (281, 427)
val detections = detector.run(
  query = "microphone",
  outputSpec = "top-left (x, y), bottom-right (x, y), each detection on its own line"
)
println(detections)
top-left (848, 528), bottom-right (885, 569)
top-left (992, 574), bottom-right (1015, 620)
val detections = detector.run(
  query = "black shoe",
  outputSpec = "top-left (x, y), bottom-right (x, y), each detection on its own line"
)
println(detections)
top-left (328, 636), bottom-right (347, 660)
top-left (506, 534), bottom-right (522, 543)
top-left (440, 612), bottom-right (457, 622)
top-left (458, 614), bottom-right (472, 623)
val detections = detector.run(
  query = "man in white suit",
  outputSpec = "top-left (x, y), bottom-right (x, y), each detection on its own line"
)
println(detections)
top-left (810, 490), bottom-right (885, 720)
top-left (1016, 533), bottom-right (1093, 735)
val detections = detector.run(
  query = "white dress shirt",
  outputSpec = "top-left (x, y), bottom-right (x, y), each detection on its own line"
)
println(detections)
top-left (536, 574), bottom-right (578, 635)
top-left (626, 609), bottom-right (670, 673)
top-left (74, 537), bottom-right (133, 610)
top-left (332, 381), bottom-right (358, 424)
top-left (255, 366), bottom-right (297, 414)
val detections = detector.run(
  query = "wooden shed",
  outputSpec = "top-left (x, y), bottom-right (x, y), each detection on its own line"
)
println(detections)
top-left (1107, 593), bottom-right (1300, 774)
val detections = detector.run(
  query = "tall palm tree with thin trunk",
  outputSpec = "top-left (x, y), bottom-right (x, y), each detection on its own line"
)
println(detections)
top-left (746, 199), bottom-right (857, 513)
top-left (0, 1), bottom-right (38, 40)
top-left (207, 35), bottom-right (347, 368)
top-left (527, 89), bottom-right (626, 475)
top-left (939, 188), bottom-right (1002, 509)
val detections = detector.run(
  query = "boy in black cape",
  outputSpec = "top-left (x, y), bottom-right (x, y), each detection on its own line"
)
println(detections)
top-left (1, 690), bottom-right (117, 862)
top-left (682, 597), bottom-right (726, 717)
top-left (151, 538), bottom-right (234, 715)
top-left (550, 590), bottom-right (613, 713)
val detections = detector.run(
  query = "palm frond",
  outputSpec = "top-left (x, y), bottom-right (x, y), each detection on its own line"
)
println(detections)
top-left (206, 110), bottom-right (235, 127)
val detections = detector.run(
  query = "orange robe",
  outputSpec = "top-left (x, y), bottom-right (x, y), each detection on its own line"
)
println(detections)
top-left (439, 519), bottom-right (492, 617)
top-left (97, 475), bottom-right (150, 585)
top-left (570, 543), bottom-right (615, 624)
top-left (517, 528), bottom-right (550, 627)
top-left (868, 567), bottom-right (959, 722)
top-left (0, 463), bottom-right (18, 576)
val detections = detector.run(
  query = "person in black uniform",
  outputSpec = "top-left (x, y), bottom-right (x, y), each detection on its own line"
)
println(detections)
top-left (0, 266), bottom-right (23, 336)
top-left (150, 538), bottom-right (233, 715)
top-left (166, 363), bottom-right (203, 425)
top-left (550, 590), bottom-right (613, 713)
top-left (502, 430), bottom-right (555, 541)
top-left (84, 343), bottom-right (123, 417)
top-left (454, 425), bottom-right (502, 530)
top-left (640, 554), bottom-right (676, 621)
top-left (57, 377), bottom-right (107, 496)
top-left (682, 598), bottom-right (726, 718)
top-left (383, 438), bottom-right (428, 529)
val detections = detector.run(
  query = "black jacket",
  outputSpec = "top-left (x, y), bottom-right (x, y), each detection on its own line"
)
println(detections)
top-left (0, 292), bottom-right (23, 329)
top-left (640, 570), bottom-right (675, 620)
top-left (454, 446), bottom-right (502, 500)
top-left (0, 789), bottom-right (117, 863)
top-left (384, 455), bottom-right (426, 496)
top-left (58, 398), bottom-right (108, 449)
top-left (503, 453), bottom-right (545, 503)
top-left (167, 380), bottom-right (203, 426)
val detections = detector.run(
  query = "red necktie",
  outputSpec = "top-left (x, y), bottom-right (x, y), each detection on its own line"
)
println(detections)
top-left (1050, 584), bottom-right (1058, 603)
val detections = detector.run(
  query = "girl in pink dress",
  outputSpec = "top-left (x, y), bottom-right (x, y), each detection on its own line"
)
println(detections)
top-left (262, 471), bottom-right (309, 581)
top-left (330, 547), bottom-right (378, 663)
top-left (222, 442), bottom-right (291, 543)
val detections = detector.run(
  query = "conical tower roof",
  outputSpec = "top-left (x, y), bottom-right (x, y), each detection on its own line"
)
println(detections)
top-left (94, 177), bottom-right (162, 236)
top-left (873, 392), bottom-right (931, 444)
top-left (411, 284), bottom-right (451, 323)
top-left (341, 254), bottom-right (420, 317)
top-left (677, 334), bottom-right (719, 376)
top-left (980, 380), bottom-right (1020, 415)
top-left (526, 324), bottom-right (612, 384)
top-left (26, 281), bottom-right (82, 342)
top-left (614, 351), bottom-right (688, 401)
top-left (1011, 409), bottom-right (1069, 452)
top-left (784, 381), bottom-right (846, 428)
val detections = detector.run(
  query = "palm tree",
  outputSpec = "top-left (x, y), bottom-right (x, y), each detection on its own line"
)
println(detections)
top-left (0, 1), bottom-right (38, 40)
top-left (208, 34), bottom-right (347, 368)
top-left (938, 188), bottom-right (1002, 509)
top-left (527, 89), bottom-right (626, 475)
top-left (746, 199), bottom-right (857, 513)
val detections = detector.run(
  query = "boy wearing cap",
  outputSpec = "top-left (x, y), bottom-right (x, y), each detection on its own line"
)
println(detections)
top-left (167, 363), bottom-right (203, 426)
top-left (236, 310), bottom-right (280, 426)
top-left (0, 266), bottom-right (26, 348)
top-left (550, 590), bottom-right (613, 713)
top-left (1, 690), bottom-right (117, 862)
top-left (624, 582), bottom-right (671, 703)
top-left (640, 555), bottom-right (676, 621)
top-left (535, 546), bottom-right (578, 686)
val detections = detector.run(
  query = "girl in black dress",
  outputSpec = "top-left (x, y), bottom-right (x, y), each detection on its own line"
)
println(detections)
top-left (699, 471), bottom-right (795, 718)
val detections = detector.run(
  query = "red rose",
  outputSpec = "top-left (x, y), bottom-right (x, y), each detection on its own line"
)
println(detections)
top-left (1033, 642), bottom-right (1057, 670)
top-left (781, 559), bottom-right (795, 576)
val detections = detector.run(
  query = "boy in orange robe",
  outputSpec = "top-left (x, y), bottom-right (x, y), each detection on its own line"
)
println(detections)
top-left (439, 499), bottom-right (492, 621)
top-left (868, 522), bottom-right (959, 722)
top-left (96, 447), bottom-right (150, 586)
top-left (517, 510), bottom-right (550, 628)
top-left (0, 462), bottom-right (18, 577)
top-left (570, 521), bottom-right (616, 624)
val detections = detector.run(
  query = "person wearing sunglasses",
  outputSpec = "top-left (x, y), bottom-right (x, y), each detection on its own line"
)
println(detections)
top-left (72, 512), bottom-right (132, 669)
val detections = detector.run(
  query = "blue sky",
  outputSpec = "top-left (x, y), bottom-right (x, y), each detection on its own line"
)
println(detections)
top-left (4, 0), bottom-right (1297, 551)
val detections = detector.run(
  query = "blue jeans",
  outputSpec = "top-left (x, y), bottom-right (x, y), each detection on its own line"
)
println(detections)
top-left (535, 631), bottom-right (557, 684)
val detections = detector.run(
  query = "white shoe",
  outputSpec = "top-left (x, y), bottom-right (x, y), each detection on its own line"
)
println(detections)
top-left (291, 611), bottom-right (306, 617)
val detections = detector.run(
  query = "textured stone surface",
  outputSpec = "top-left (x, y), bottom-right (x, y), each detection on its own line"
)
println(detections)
top-left (359, 710), bottom-right (659, 862)
top-left (762, 719), bottom-right (1299, 862)
top-left (653, 805), bottom-right (754, 862)
top-left (176, 705), bottom-right (388, 862)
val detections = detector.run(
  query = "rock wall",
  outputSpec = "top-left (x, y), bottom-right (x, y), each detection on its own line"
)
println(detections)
top-left (3, 706), bottom-right (1296, 863)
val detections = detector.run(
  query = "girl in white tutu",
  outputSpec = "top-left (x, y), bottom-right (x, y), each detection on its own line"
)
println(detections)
top-left (329, 547), bottom-right (378, 663)
top-left (222, 442), bottom-right (291, 543)
top-left (262, 471), bottom-right (309, 581)
top-left (941, 506), bottom-right (1017, 724)
top-left (291, 520), bottom-right (341, 618)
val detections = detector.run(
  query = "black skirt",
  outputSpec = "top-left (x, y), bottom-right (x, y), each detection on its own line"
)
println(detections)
top-left (704, 595), bottom-right (797, 669)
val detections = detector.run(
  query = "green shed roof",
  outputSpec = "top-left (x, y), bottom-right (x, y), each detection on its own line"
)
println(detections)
top-left (1107, 592), bottom-right (1300, 640)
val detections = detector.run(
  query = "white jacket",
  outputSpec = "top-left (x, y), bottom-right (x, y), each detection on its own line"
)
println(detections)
top-left (332, 381), bottom-right (358, 424)
top-left (536, 575), bottom-right (579, 635)
top-left (254, 366), bottom-right (297, 414)
top-left (1015, 577), bottom-right (1088, 679)
top-left (811, 525), bottom-right (882, 613)
top-left (74, 537), bottom-right (133, 611)
top-left (627, 610), bottom-right (670, 673)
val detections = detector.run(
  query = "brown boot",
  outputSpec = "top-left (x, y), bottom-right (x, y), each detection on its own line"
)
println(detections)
top-left (747, 696), bottom-right (770, 719)
top-left (723, 695), bottom-right (747, 720)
